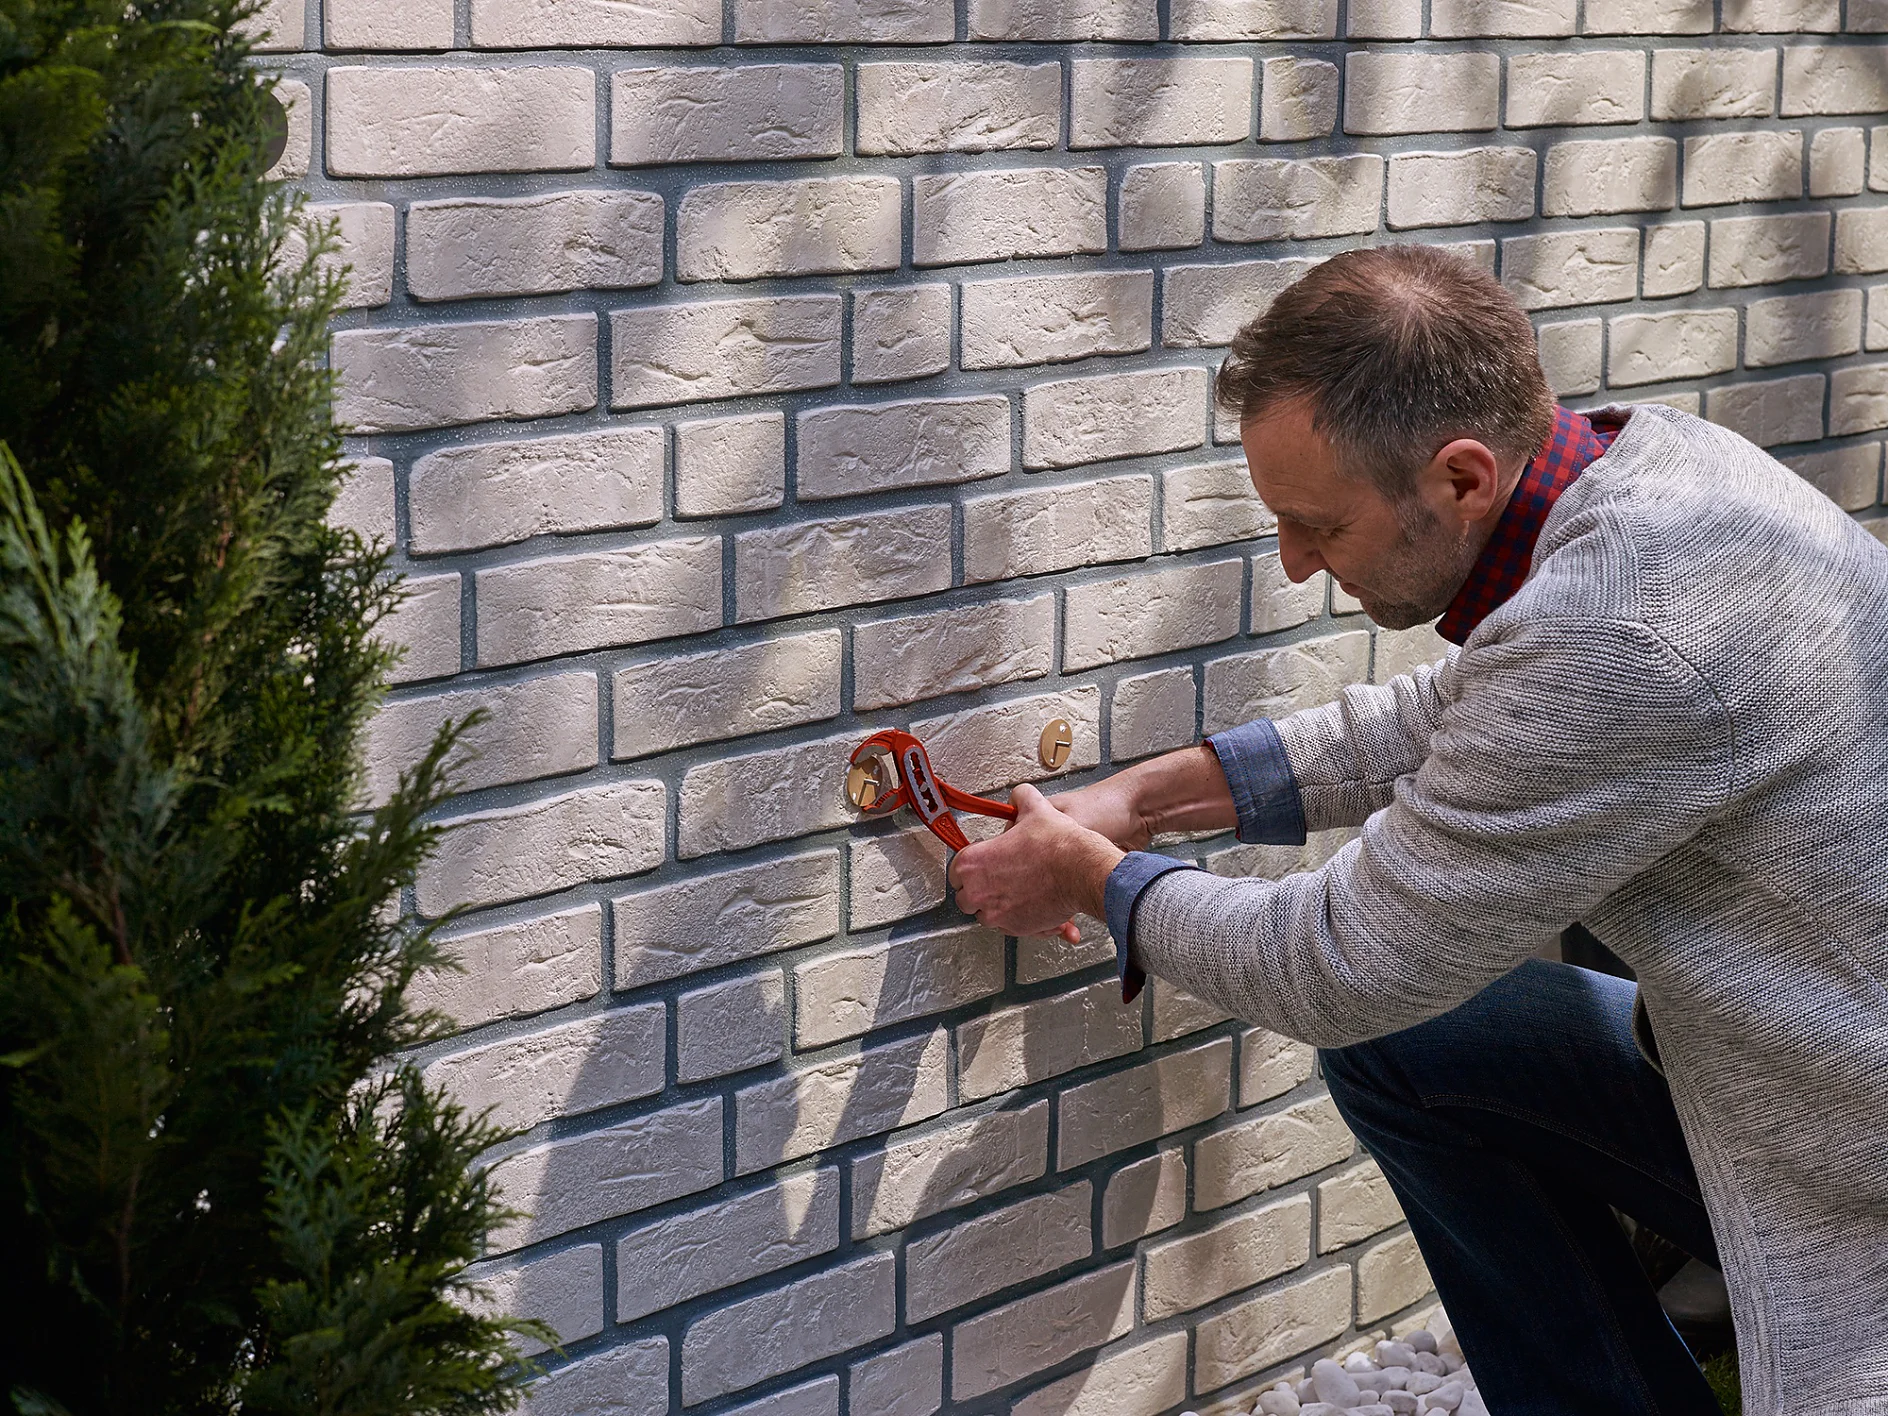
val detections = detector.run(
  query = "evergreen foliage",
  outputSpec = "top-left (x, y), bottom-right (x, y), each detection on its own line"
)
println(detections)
top-left (0, 2), bottom-right (543, 1411)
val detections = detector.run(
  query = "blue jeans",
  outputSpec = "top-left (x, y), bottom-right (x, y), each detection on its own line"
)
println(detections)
top-left (1320, 959), bottom-right (1722, 1415)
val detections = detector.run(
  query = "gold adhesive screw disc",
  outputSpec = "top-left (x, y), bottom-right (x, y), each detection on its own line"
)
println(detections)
top-left (1039, 718), bottom-right (1073, 770)
top-left (847, 757), bottom-right (888, 810)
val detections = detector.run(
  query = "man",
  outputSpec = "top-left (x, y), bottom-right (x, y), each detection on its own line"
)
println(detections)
top-left (950, 246), bottom-right (1888, 1415)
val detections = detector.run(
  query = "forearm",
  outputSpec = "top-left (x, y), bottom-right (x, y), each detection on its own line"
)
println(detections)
top-left (1112, 743), bottom-right (1240, 838)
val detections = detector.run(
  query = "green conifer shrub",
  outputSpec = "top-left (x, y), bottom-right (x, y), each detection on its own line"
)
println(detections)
top-left (0, 2), bottom-right (542, 1411)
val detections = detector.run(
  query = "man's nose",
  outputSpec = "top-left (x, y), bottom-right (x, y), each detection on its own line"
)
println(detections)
top-left (1275, 523), bottom-right (1326, 583)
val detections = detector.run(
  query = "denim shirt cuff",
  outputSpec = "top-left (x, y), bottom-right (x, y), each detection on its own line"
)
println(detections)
top-left (1205, 718), bottom-right (1308, 846)
top-left (1104, 852), bottom-right (1200, 1003)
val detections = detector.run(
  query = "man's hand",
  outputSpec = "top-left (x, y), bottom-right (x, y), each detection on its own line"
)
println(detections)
top-left (1040, 775), bottom-right (1157, 852)
top-left (949, 784), bottom-right (1126, 939)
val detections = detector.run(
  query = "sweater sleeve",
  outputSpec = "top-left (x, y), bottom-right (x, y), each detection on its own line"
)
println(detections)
top-left (1127, 619), bottom-right (1734, 1047)
top-left (1271, 648), bottom-right (1457, 832)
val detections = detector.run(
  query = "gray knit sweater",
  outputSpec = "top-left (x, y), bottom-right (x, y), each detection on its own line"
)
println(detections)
top-left (1131, 404), bottom-right (1888, 1415)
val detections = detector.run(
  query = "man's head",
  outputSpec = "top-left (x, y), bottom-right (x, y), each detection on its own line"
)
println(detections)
top-left (1216, 246), bottom-right (1554, 629)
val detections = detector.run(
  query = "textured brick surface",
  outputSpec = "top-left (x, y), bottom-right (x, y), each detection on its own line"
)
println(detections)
top-left (308, 5), bottom-right (1883, 1405)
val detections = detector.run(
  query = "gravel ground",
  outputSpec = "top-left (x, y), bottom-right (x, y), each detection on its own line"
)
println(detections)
top-left (1186, 1326), bottom-right (1488, 1416)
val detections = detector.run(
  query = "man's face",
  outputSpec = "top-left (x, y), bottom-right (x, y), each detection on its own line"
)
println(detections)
top-left (1240, 399), bottom-right (1485, 631)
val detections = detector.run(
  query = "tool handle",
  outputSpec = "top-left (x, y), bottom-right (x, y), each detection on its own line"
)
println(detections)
top-left (940, 781), bottom-right (1018, 821)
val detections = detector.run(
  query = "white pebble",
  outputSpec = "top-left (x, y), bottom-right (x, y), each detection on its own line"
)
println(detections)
top-left (1406, 1373), bottom-right (1445, 1396)
top-left (1380, 1367), bottom-right (1412, 1391)
top-left (1344, 1351), bottom-right (1380, 1373)
top-left (1426, 1380), bottom-right (1465, 1412)
top-left (1354, 1372), bottom-right (1393, 1396)
top-left (1440, 1354), bottom-right (1465, 1375)
top-left (1383, 1394), bottom-right (1419, 1416)
top-left (1351, 1406), bottom-right (1396, 1416)
top-left (1295, 1378), bottom-right (1317, 1404)
top-left (1412, 1353), bottom-right (1448, 1377)
top-left (1377, 1341), bottom-right (1419, 1369)
top-left (1257, 1391), bottom-right (1300, 1416)
top-left (1311, 1359), bottom-right (1362, 1408)
top-left (1457, 1393), bottom-right (1490, 1416)
top-left (1298, 1405), bottom-right (1344, 1416)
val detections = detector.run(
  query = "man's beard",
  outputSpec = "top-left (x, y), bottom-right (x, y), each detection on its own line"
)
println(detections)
top-left (1350, 498), bottom-right (1485, 630)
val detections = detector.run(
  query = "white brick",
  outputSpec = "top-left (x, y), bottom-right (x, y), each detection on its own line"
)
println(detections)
top-left (381, 573), bottom-right (461, 685)
top-left (1070, 57), bottom-right (1253, 148)
top-left (1643, 221), bottom-right (1707, 297)
top-left (1682, 130), bottom-right (1804, 206)
top-left (1194, 1266), bottom-right (1352, 1391)
top-left (678, 177), bottom-right (901, 282)
top-left (723, 1378), bottom-right (839, 1416)
top-left (1434, 0), bottom-right (1573, 30)
top-left (1358, 1231), bottom-right (1432, 1322)
top-left (1151, 979), bottom-right (1232, 1042)
top-left (616, 1170), bottom-right (839, 1322)
top-left (858, 62), bottom-right (1060, 155)
top-left (1016, 914), bottom-right (1117, 984)
top-left (852, 286), bottom-right (952, 386)
top-left (1542, 136), bottom-right (1678, 217)
top-left (240, 0), bottom-right (305, 49)
top-left (416, 779), bottom-right (665, 916)
top-left (1213, 155), bottom-right (1382, 243)
top-left (427, 1003), bottom-right (664, 1132)
top-left (1024, 366), bottom-right (1207, 469)
top-left (964, 474), bottom-right (1153, 582)
top-left (735, 1030), bottom-right (951, 1172)
top-left (332, 315), bottom-right (596, 434)
top-left (735, 505), bottom-right (952, 621)
top-left (962, 271), bottom-right (1153, 370)
top-left (1838, 208), bottom-right (1888, 273)
top-left (472, 0), bottom-right (719, 45)
top-left (1501, 228), bottom-right (1639, 311)
top-left (800, 396), bottom-right (1010, 498)
top-left (360, 672), bottom-right (597, 807)
top-left (407, 191), bottom-right (662, 302)
top-left (1144, 1194), bottom-right (1312, 1320)
top-left (682, 1254), bottom-right (897, 1406)
top-left (733, 0), bottom-right (950, 40)
top-left (465, 1245), bottom-right (602, 1360)
top-left (1260, 56), bottom-right (1339, 141)
top-left (950, 1262), bottom-right (1136, 1401)
top-left (1057, 1038), bottom-right (1233, 1169)
top-left (1537, 318), bottom-right (1604, 397)
top-left (1064, 559), bottom-right (1242, 670)
top-left (1343, 53), bottom-right (1500, 134)
top-left (1787, 441), bottom-right (1881, 507)
top-left (911, 684), bottom-right (1103, 794)
top-left (1170, 0), bottom-right (1339, 38)
top-left (1250, 554), bottom-right (1326, 635)
top-left (474, 536), bottom-right (721, 665)
top-left (1783, 45), bottom-right (1888, 115)
top-left (796, 925), bottom-right (1006, 1049)
top-left (1708, 372), bottom-right (1828, 445)
top-left (1101, 1149), bottom-right (1187, 1247)
top-left (850, 1338), bottom-right (944, 1416)
top-left (1505, 49), bottom-right (1645, 126)
top-left (1608, 307), bottom-right (1739, 385)
top-left (1163, 257), bottom-right (1319, 348)
top-left (263, 79), bottom-right (309, 182)
top-left (1011, 1333), bottom-right (1189, 1416)
top-left (1725, 0), bottom-right (1838, 26)
top-left (1241, 1027), bottom-right (1317, 1104)
top-left (1650, 48), bottom-right (1779, 120)
top-left (958, 977), bottom-right (1145, 1102)
top-left (1812, 126), bottom-right (1868, 195)
top-left (325, 67), bottom-right (593, 177)
top-left (1873, 285), bottom-right (1888, 348)
top-left (611, 65), bottom-right (842, 165)
top-left (614, 851), bottom-right (840, 987)
top-left (613, 631), bottom-right (839, 760)
top-left (487, 1096), bottom-right (722, 1251)
top-left (1747, 288), bottom-right (1863, 366)
top-left (1120, 163), bottom-right (1206, 251)
top-left (409, 426), bottom-right (662, 554)
top-left (325, 0), bottom-right (450, 48)
top-left (853, 1102), bottom-right (1050, 1239)
top-left (678, 730), bottom-right (857, 857)
top-left (411, 903), bottom-right (601, 1032)
top-left (1831, 364), bottom-right (1888, 437)
top-left (1203, 631), bottom-right (1370, 734)
top-left (1874, 126), bottom-right (1888, 191)
top-left (968, 0), bottom-right (1159, 37)
top-left (1318, 1159), bottom-right (1407, 1252)
top-left (1387, 147), bottom-right (1535, 229)
top-left (913, 167), bottom-right (1108, 267)
top-left (519, 1338), bottom-right (668, 1416)
top-left (1870, 520), bottom-right (1888, 548)
top-left (293, 202), bottom-right (394, 309)
top-left (1111, 667), bottom-right (1197, 762)
top-left (1194, 1095), bottom-right (1355, 1210)
top-left (1709, 211), bottom-right (1832, 288)
top-left (675, 412), bottom-right (786, 518)
top-left (678, 971), bottom-right (786, 1082)
top-left (854, 596), bottom-right (1054, 710)
top-left (1853, 0), bottom-right (1888, 27)
top-left (846, 816), bottom-right (1000, 930)
top-left (611, 295), bottom-right (841, 409)
top-left (1582, 0), bottom-right (1711, 30)
top-left (908, 1183), bottom-right (1093, 1322)
top-left (329, 456), bottom-right (394, 544)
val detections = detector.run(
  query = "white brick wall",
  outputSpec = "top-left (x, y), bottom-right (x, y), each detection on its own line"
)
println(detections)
top-left (302, 3), bottom-right (1884, 1408)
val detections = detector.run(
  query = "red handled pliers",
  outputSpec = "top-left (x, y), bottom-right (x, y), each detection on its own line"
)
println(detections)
top-left (847, 729), bottom-right (1016, 851)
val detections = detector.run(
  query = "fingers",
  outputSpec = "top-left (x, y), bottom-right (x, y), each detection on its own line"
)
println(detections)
top-left (1057, 919), bottom-right (1081, 945)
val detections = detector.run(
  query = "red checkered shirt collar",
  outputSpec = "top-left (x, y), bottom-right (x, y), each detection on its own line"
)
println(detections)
top-left (1435, 405), bottom-right (1619, 645)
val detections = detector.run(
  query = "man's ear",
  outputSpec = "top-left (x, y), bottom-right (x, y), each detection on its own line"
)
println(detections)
top-left (1422, 438), bottom-right (1507, 527)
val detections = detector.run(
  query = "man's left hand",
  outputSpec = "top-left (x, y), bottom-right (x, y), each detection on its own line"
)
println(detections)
top-left (949, 784), bottom-right (1127, 939)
